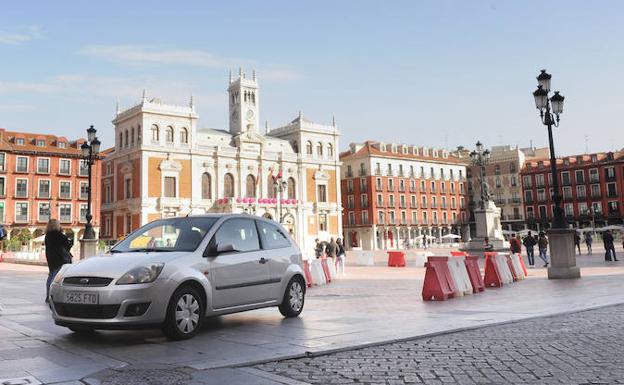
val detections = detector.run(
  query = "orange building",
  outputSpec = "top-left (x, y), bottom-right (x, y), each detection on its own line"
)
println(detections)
top-left (0, 128), bottom-right (101, 249)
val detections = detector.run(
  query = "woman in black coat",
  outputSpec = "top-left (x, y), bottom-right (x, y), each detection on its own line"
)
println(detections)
top-left (45, 219), bottom-right (73, 303)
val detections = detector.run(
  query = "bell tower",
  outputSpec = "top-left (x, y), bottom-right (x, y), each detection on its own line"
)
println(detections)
top-left (228, 68), bottom-right (259, 135)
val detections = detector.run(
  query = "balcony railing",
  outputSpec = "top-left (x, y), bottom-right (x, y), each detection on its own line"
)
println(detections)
top-left (591, 193), bottom-right (602, 199)
top-left (346, 171), bottom-right (353, 178)
top-left (577, 193), bottom-right (587, 200)
top-left (359, 169), bottom-right (367, 176)
top-left (375, 169), bottom-right (382, 176)
top-left (508, 198), bottom-right (521, 205)
top-left (590, 176), bottom-right (600, 183)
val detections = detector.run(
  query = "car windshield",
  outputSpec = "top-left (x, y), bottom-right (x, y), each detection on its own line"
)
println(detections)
top-left (111, 217), bottom-right (218, 253)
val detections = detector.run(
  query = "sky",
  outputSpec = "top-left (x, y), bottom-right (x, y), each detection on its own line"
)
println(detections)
top-left (1, 0), bottom-right (623, 155)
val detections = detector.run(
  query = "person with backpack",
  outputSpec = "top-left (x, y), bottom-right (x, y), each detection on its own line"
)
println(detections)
top-left (44, 219), bottom-right (73, 303)
top-left (523, 231), bottom-right (537, 267)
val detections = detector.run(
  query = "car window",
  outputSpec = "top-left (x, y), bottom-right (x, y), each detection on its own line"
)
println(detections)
top-left (112, 217), bottom-right (218, 252)
top-left (213, 218), bottom-right (260, 252)
top-left (257, 221), bottom-right (291, 250)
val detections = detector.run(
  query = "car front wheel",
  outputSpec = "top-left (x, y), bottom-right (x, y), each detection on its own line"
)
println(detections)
top-left (162, 285), bottom-right (204, 340)
top-left (279, 276), bottom-right (305, 318)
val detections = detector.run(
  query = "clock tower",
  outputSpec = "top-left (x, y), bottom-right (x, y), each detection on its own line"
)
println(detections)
top-left (228, 68), bottom-right (259, 135)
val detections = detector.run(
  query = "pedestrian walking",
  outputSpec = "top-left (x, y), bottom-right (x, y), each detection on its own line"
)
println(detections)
top-left (574, 231), bottom-right (581, 254)
top-left (537, 232), bottom-right (549, 267)
top-left (335, 238), bottom-right (346, 276)
top-left (44, 219), bottom-right (73, 303)
top-left (314, 238), bottom-right (324, 259)
top-left (603, 230), bottom-right (618, 261)
top-left (327, 237), bottom-right (338, 259)
top-left (523, 231), bottom-right (537, 267)
top-left (509, 233), bottom-right (522, 255)
top-left (585, 232), bottom-right (593, 255)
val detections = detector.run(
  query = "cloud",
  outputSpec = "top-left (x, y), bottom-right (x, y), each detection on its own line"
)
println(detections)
top-left (0, 104), bottom-right (35, 112)
top-left (0, 26), bottom-right (42, 45)
top-left (79, 45), bottom-right (240, 68)
top-left (78, 45), bottom-right (301, 82)
top-left (0, 74), bottom-right (224, 110)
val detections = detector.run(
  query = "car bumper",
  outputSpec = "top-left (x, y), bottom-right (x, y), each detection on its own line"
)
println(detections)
top-left (49, 278), bottom-right (170, 329)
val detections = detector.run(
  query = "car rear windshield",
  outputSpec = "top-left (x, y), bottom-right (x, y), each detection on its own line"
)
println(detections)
top-left (111, 217), bottom-right (218, 253)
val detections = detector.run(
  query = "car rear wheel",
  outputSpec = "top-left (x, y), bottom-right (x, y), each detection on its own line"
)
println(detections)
top-left (162, 285), bottom-right (204, 340)
top-left (279, 276), bottom-right (305, 318)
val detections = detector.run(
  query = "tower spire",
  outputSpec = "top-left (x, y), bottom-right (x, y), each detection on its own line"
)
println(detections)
top-left (141, 89), bottom-right (147, 103)
top-left (116, 99), bottom-right (120, 115)
top-left (190, 94), bottom-right (195, 109)
top-left (332, 114), bottom-right (336, 127)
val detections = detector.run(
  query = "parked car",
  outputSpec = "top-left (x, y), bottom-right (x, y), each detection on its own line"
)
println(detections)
top-left (49, 214), bottom-right (306, 340)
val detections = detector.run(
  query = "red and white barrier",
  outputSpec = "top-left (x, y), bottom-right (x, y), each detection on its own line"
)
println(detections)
top-left (447, 256), bottom-right (473, 296)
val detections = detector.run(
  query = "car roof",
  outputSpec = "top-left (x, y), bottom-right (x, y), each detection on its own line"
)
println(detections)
top-left (157, 213), bottom-right (279, 224)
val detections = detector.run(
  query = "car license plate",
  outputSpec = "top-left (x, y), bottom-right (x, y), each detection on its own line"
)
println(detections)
top-left (64, 292), bottom-right (99, 304)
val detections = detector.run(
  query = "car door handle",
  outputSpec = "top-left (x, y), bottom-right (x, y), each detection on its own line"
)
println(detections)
top-left (259, 257), bottom-right (268, 264)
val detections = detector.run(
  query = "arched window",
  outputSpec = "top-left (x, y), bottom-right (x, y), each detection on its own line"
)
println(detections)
top-left (316, 142), bottom-right (323, 157)
top-left (306, 141), bottom-right (313, 155)
top-left (166, 126), bottom-right (174, 143)
top-left (124, 130), bottom-right (128, 148)
top-left (223, 173), bottom-right (234, 197)
top-left (287, 177), bottom-right (296, 200)
top-left (130, 127), bottom-right (135, 147)
top-left (151, 124), bottom-right (159, 142)
top-left (118, 132), bottom-right (123, 148)
top-left (246, 175), bottom-right (256, 198)
top-left (201, 173), bottom-right (212, 199)
top-left (180, 128), bottom-right (188, 144)
top-left (327, 143), bottom-right (333, 157)
top-left (267, 175), bottom-right (275, 198)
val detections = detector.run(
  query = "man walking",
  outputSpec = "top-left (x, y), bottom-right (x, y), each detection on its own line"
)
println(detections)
top-left (603, 230), bottom-right (618, 261)
top-left (574, 231), bottom-right (582, 254)
top-left (523, 231), bottom-right (537, 267)
top-left (585, 232), bottom-right (593, 255)
top-left (537, 232), bottom-right (549, 267)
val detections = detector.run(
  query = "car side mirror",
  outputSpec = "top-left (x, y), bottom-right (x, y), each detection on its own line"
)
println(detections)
top-left (204, 242), bottom-right (236, 257)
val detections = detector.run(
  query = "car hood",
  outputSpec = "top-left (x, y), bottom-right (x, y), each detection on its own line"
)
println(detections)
top-left (63, 251), bottom-right (188, 278)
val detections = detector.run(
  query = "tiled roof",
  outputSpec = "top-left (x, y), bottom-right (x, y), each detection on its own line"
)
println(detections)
top-left (340, 141), bottom-right (469, 165)
top-left (522, 150), bottom-right (624, 171)
top-left (0, 128), bottom-right (86, 155)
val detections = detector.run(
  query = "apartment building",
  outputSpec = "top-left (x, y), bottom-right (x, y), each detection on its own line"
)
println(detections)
top-left (340, 141), bottom-right (469, 250)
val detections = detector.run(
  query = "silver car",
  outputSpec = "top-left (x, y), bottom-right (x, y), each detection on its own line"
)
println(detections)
top-left (49, 214), bottom-right (306, 340)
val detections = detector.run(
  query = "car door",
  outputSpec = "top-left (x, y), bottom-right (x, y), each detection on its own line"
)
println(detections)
top-left (208, 218), bottom-right (271, 309)
top-left (256, 220), bottom-right (294, 301)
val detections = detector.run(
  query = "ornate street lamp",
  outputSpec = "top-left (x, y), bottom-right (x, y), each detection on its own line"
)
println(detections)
top-left (470, 141), bottom-right (491, 210)
top-left (273, 178), bottom-right (288, 223)
top-left (80, 125), bottom-right (101, 240)
top-left (532, 69), bottom-right (566, 229)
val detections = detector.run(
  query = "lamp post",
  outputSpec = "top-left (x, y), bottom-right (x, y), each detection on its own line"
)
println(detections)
top-left (532, 69), bottom-right (566, 229)
top-left (80, 125), bottom-right (101, 241)
top-left (469, 141), bottom-right (491, 210)
top-left (273, 179), bottom-right (288, 223)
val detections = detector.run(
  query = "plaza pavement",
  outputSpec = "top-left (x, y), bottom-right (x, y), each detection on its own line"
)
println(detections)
top-left (0, 247), bottom-right (623, 384)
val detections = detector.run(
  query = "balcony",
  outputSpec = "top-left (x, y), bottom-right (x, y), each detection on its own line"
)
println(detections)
top-left (441, 204), bottom-right (447, 209)
top-left (430, 203), bottom-right (437, 209)
top-left (562, 179), bottom-right (571, 186)
top-left (375, 184), bottom-right (383, 191)
top-left (361, 202), bottom-right (369, 209)
top-left (398, 187), bottom-right (405, 192)
top-left (590, 176), bottom-right (600, 183)
top-left (495, 199), bottom-right (506, 205)
top-left (607, 192), bottom-right (619, 198)
top-left (346, 186), bottom-right (353, 193)
top-left (346, 171), bottom-right (353, 178)
top-left (577, 194), bottom-right (587, 200)
top-left (591, 193), bottom-right (602, 199)
top-left (359, 169), bottom-right (367, 176)
top-left (508, 198), bottom-right (521, 205)
top-left (409, 187), bottom-right (417, 193)
top-left (535, 182), bottom-right (544, 188)
top-left (563, 195), bottom-right (574, 202)
top-left (605, 174), bottom-right (616, 182)
top-left (375, 168), bottom-right (382, 176)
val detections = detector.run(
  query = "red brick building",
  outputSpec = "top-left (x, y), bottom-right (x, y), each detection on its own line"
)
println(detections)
top-left (520, 150), bottom-right (624, 231)
top-left (0, 128), bottom-right (102, 250)
top-left (340, 141), bottom-right (469, 250)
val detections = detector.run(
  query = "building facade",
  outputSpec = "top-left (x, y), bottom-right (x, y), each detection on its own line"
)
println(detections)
top-left (100, 71), bottom-right (342, 257)
top-left (340, 141), bottom-right (469, 250)
top-left (0, 129), bottom-right (101, 251)
top-left (521, 150), bottom-right (624, 231)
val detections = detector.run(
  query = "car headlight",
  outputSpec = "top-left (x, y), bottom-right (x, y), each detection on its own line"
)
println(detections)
top-left (116, 263), bottom-right (164, 285)
top-left (53, 265), bottom-right (71, 284)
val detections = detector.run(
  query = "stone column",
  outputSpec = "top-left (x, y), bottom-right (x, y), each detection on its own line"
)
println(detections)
top-left (547, 228), bottom-right (581, 279)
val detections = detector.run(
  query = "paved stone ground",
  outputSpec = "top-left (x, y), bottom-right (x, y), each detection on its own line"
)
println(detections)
top-left (255, 304), bottom-right (624, 385)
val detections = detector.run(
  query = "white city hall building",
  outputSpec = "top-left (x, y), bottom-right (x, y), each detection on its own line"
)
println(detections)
top-left (100, 70), bottom-right (342, 257)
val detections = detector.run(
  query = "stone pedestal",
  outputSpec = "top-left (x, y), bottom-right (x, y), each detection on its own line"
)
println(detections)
top-left (79, 239), bottom-right (98, 260)
top-left (462, 201), bottom-right (507, 254)
top-left (547, 228), bottom-right (581, 279)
